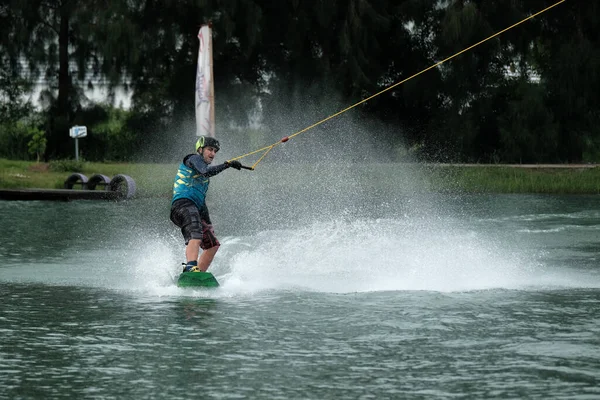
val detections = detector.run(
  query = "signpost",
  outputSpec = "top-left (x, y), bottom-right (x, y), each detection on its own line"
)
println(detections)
top-left (69, 126), bottom-right (87, 161)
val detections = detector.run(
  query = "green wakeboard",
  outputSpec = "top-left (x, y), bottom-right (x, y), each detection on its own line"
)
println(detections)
top-left (177, 271), bottom-right (220, 288)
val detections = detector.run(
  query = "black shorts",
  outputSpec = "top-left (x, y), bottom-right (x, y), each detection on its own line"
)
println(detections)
top-left (170, 199), bottom-right (220, 249)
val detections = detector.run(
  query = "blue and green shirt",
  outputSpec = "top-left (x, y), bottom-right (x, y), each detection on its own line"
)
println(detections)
top-left (171, 154), bottom-right (228, 210)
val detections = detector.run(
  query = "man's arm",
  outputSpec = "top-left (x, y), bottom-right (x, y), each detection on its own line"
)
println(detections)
top-left (186, 154), bottom-right (229, 177)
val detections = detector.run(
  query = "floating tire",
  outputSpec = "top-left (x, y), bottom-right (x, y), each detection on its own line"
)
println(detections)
top-left (108, 174), bottom-right (136, 199)
top-left (64, 173), bottom-right (88, 189)
top-left (87, 174), bottom-right (111, 190)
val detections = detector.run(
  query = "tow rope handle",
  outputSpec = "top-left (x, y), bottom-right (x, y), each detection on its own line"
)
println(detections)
top-left (225, 161), bottom-right (255, 170)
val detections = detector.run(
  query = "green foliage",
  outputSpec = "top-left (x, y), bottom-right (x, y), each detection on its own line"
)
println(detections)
top-left (100, 109), bottom-right (137, 161)
top-left (530, 1), bottom-right (600, 162)
top-left (27, 128), bottom-right (47, 162)
top-left (2, 0), bottom-right (599, 164)
top-left (498, 81), bottom-right (558, 163)
top-left (0, 121), bottom-right (43, 160)
top-left (0, 62), bottom-right (37, 160)
top-left (0, 70), bottom-right (33, 122)
top-left (6, 0), bottom-right (140, 159)
top-left (49, 159), bottom-right (85, 173)
top-left (73, 104), bottom-right (138, 162)
top-left (582, 135), bottom-right (600, 163)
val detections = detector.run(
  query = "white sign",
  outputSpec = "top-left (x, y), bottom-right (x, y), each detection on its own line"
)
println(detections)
top-left (69, 126), bottom-right (87, 138)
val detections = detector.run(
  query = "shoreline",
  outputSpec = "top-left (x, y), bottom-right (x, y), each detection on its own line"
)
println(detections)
top-left (1, 159), bottom-right (599, 196)
top-left (424, 163), bottom-right (598, 169)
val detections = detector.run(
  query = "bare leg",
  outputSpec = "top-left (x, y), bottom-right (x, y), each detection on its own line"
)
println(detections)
top-left (198, 245), bottom-right (220, 272)
top-left (186, 239), bottom-right (201, 265)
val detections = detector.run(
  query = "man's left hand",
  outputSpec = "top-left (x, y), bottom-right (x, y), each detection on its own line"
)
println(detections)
top-left (226, 160), bottom-right (242, 170)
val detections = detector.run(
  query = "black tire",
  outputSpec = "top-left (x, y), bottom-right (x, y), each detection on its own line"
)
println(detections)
top-left (64, 173), bottom-right (88, 189)
top-left (108, 174), bottom-right (136, 199)
top-left (87, 174), bottom-right (111, 190)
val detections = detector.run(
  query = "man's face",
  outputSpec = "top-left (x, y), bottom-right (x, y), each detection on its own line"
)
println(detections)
top-left (201, 146), bottom-right (218, 164)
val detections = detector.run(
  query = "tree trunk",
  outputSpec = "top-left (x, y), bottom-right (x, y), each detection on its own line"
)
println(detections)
top-left (57, 6), bottom-right (70, 120)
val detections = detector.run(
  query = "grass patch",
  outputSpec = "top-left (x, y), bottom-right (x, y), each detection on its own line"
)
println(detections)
top-left (0, 159), bottom-right (176, 197)
top-left (428, 165), bottom-right (600, 194)
top-left (1, 158), bottom-right (599, 196)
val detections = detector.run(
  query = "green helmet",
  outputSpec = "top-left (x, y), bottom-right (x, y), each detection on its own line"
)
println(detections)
top-left (195, 136), bottom-right (220, 152)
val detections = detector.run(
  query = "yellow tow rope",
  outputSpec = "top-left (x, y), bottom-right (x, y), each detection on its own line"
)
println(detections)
top-left (230, 0), bottom-right (566, 170)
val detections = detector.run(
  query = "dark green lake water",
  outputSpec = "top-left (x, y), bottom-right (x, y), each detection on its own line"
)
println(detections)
top-left (1, 186), bottom-right (599, 398)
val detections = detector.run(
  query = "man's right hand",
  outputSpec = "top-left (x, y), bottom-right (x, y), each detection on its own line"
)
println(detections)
top-left (226, 160), bottom-right (242, 170)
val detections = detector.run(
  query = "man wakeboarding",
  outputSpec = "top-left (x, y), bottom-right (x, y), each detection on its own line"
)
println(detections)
top-left (170, 136), bottom-right (242, 272)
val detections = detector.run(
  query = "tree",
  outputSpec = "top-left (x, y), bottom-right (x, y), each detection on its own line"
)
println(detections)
top-left (9, 0), bottom-right (138, 158)
top-left (498, 80), bottom-right (558, 162)
top-left (530, 1), bottom-right (600, 162)
top-left (0, 2), bottom-right (34, 125)
top-left (28, 128), bottom-right (47, 162)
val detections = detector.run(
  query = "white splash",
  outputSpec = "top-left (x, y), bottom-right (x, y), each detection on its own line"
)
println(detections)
top-left (214, 217), bottom-right (575, 294)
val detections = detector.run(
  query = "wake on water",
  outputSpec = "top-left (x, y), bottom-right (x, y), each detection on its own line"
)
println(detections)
top-left (3, 206), bottom-right (597, 295)
top-left (115, 162), bottom-right (599, 296)
top-left (128, 214), bottom-right (599, 297)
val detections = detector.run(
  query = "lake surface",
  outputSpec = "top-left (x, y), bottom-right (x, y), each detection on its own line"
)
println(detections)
top-left (1, 170), bottom-right (599, 398)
